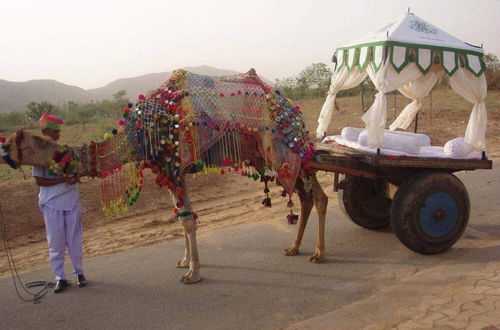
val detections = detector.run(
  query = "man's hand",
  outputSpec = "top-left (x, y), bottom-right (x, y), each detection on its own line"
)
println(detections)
top-left (65, 175), bottom-right (81, 185)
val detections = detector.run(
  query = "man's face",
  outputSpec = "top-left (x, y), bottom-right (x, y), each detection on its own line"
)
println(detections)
top-left (42, 128), bottom-right (61, 141)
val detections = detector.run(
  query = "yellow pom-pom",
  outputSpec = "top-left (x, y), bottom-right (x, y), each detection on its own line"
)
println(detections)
top-left (104, 133), bottom-right (112, 140)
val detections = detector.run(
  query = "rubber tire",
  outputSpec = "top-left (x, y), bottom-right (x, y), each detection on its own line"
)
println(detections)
top-left (391, 171), bottom-right (470, 254)
top-left (338, 175), bottom-right (391, 230)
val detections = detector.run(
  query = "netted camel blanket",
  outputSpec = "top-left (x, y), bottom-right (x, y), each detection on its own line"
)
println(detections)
top-left (122, 69), bottom-right (314, 195)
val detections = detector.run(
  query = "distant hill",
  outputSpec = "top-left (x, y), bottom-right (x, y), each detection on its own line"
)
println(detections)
top-left (0, 79), bottom-right (92, 113)
top-left (87, 65), bottom-right (241, 100)
top-left (0, 65), bottom-right (270, 114)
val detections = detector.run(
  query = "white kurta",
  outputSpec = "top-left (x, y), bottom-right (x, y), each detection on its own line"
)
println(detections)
top-left (33, 167), bottom-right (83, 280)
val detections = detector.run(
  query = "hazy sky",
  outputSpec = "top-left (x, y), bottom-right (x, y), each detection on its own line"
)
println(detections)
top-left (1, 0), bottom-right (499, 89)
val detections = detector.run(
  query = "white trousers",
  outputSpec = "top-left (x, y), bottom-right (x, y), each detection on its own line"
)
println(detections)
top-left (41, 204), bottom-right (83, 280)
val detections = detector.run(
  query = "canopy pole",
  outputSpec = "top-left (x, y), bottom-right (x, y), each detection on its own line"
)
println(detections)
top-left (361, 88), bottom-right (365, 112)
top-left (429, 90), bottom-right (433, 126)
top-left (414, 113), bottom-right (419, 133)
top-left (393, 93), bottom-right (397, 120)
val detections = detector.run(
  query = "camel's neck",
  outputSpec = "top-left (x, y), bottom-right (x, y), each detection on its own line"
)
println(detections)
top-left (1, 132), bottom-right (133, 177)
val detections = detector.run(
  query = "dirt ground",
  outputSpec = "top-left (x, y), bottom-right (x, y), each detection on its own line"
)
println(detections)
top-left (1, 89), bottom-right (499, 279)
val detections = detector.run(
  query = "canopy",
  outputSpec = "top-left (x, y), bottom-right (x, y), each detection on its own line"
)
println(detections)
top-left (317, 13), bottom-right (488, 150)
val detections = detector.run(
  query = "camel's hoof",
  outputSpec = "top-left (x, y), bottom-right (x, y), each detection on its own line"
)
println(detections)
top-left (309, 254), bottom-right (326, 263)
top-left (180, 270), bottom-right (202, 284)
top-left (283, 247), bottom-right (299, 256)
top-left (176, 258), bottom-right (189, 268)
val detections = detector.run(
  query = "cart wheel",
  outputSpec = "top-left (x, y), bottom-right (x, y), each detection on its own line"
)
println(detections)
top-left (391, 171), bottom-right (470, 254)
top-left (338, 175), bottom-right (391, 229)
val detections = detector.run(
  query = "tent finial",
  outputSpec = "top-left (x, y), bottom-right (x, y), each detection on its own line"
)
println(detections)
top-left (408, 7), bottom-right (412, 13)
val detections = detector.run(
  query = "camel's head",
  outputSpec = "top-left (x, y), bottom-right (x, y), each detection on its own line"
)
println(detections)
top-left (0, 129), bottom-right (59, 168)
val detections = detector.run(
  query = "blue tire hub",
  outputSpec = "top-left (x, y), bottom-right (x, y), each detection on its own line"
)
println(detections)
top-left (419, 192), bottom-right (459, 238)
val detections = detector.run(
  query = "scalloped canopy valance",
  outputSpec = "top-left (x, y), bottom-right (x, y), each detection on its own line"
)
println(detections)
top-left (334, 13), bottom-right (485, 77)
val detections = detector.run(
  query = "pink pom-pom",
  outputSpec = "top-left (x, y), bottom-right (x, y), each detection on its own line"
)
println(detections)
top-left (138, 94), bottom-right (145, 100)
top-left (117, 119), bottom-right (125, 126)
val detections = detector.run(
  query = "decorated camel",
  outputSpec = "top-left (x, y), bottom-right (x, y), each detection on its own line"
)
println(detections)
top-left (0, 69), bottom-right (328, 284)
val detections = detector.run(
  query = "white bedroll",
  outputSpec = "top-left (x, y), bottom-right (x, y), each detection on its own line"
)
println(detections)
top-left (317, 12), bottom-right (487, 151)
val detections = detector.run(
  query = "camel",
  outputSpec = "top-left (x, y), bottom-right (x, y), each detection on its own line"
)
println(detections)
top-left (0, 69), bottom-right (329, 284)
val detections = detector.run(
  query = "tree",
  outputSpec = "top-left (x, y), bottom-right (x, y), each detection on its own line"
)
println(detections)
top-left (484, 53), bottom-right (500, 72)
top-left (297, 63), bottom-right (332, 90)
top-left (26, 101), bottom-right (56, 127)
top-left (0, 111), bottom-right (27, 130)
top-left (75, 106), bottom-right (95, 131)
top-left (274, 77), bottom-right (296, 97)
top-left (113, 89), bottom-right (127, 100)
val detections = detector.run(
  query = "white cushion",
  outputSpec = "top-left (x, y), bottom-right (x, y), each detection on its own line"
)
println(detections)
top-left (358, 130), bottom-right (420, 154)
top-left (385, 130), bottom-right (431, 147)
top-left (444, 137), bottom-right (473, 157)
top-left (341, 127), bottom-right (364, 142)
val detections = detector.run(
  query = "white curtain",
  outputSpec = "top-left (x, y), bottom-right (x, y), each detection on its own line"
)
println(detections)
top-left (316, 67), bottom-right (367, 138)
top-left (362, 62), bottom-right (422, 148)
top-left (389, 70), bottom-right (442, 130)
top-left (449, 68), bottom-right (488, 150)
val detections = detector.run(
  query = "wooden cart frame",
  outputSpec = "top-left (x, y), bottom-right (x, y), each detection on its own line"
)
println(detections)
top-left (311, 142), bottom-right (493, 254)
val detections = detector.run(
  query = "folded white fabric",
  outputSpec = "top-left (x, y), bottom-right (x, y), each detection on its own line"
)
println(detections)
top-left (358, 130), bottom-right (421, 154)
top-left (444, 137), bottom-right (474, 158)
top-left (341, 127), bottom-right (364, 142)
top-left (385, 130), bottom-right (431, 147)
top-left (323, 135), bottom-right (483, 159)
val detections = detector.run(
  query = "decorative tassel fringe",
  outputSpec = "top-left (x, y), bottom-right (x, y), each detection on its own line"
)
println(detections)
top-left (285, 194), bottom-right (298, 225)
top-left (287, 212), bottom-right (299, 225)
top-left (261, 197), bottom-right (272, 207)
top-left (261, 180), bottom-right (272, 207)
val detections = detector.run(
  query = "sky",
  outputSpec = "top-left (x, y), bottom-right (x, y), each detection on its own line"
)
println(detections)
top-left (1, 0), bottom-right (499, 89)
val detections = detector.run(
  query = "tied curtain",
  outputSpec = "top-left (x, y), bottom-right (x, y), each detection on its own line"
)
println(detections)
top-left (361, 62), bottom-right (422, 148)
top-left (389, 70), bottom-right (443, 131)
top-left (449, 68), bottom-right (488, 150)
top-left (316, 66), bottom-right (367, 139)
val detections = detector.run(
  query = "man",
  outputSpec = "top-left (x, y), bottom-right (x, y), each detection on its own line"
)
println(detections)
top-left (32, 113), bottom-right (87, 293)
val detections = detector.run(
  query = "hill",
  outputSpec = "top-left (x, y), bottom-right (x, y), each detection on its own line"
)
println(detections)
top-left (0, 79), bottom-right (92, 113)
top-left (0, 65), bottom-right (253, 113)
top-left (87, 65), bottom-right (241, 100)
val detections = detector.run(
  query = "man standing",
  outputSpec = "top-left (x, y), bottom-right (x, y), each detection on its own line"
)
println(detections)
top-left (32, 113), bottom-right (87, 293)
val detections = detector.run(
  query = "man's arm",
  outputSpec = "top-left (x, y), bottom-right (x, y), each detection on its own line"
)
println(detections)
top-left (34, 176), bottom-right (78, 187)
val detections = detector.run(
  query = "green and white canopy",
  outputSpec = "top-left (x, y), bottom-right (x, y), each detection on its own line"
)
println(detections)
top-left (318, 13), bottom-right (488, 150)
top-left (336, 12), bottom-right (485, 76)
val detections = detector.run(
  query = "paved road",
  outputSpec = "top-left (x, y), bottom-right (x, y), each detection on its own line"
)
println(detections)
top-left (1, 162), bottom-right (498, 330)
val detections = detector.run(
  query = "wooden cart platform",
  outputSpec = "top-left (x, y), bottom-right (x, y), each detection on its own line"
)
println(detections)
top-left (309, 141), bottom-right (493, 255)
top-left (311, 141), bottom-right (492, 181)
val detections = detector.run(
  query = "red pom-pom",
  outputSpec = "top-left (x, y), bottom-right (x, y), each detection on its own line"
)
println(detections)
top-left (136, 122), bottom-right (143, 128)
top-left (219, 93), bottom-right (224, 97)
top-left (138, 94), bottom-right (145, 100)
top-left (117, 119), bottom-right (125, 126)
top-left (123, 108), bottom-right (130, 114)
top-left (0, 137), bottom-right (6, 143)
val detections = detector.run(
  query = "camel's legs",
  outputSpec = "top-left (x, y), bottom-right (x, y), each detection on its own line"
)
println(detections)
top-left (309, 173), bottom-right (328, 263)
top-left (176, 230), bottom-right (190, 268)
top-left (284, 177), bottom-right (314, 256)
top-left (169, 180), bottom-right (202, 284)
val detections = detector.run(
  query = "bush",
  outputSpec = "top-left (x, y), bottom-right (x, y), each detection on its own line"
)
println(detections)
top-left (486, 70), bottom-right (500, 90)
